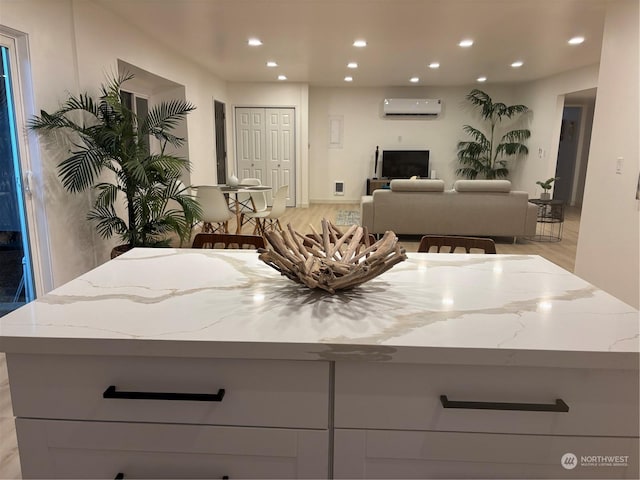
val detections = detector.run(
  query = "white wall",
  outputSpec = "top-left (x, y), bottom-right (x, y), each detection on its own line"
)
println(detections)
top-left (512, 66), bottom-right (599, 198)
top-left (0, 0), bottom-right (95, 288)
top-left (0, 0), bottom-right (229, 286)
top-left (307, 77), bottom-right (603, 203)
top-left (226, 82), bottom-right (310, 206)
top-left (71, 1), bottom-right (227, 188)
top-left (575, 0), bottom-right (639, 308)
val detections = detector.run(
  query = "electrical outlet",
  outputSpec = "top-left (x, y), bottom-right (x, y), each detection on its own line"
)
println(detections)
top-left (334, 181), bottom-right (345, 195)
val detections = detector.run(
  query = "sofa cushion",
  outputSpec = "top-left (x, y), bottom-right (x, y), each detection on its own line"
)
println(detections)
top-left (454, 180), bottom-right (512, 193)
top-left (390, 179), bottom-right (445, 192)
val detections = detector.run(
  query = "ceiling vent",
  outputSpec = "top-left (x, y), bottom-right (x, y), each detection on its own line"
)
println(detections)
top-left (383, 98), bottom-right (442, 116)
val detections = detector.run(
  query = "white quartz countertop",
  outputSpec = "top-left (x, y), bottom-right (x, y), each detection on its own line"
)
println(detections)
top-left (0, 249), bottom-right (637, 368)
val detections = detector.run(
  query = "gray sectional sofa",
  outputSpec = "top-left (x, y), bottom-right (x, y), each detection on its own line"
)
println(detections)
top-left (360, 179), bottom-right (537, 239)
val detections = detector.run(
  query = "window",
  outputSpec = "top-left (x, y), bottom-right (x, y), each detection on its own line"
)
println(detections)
top-left (120, 90), bottom-right (150, 156)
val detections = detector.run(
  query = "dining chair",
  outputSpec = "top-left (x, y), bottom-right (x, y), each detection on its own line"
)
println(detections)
top-left (195, 186), bottom-right (234, 234)
top-left (191, 233), bottom-right (265, 250)
top-left (417, 235), bottom-right (497, 254)
top-left (237, 178), bottom-right (268, 233)
top-left (241, 185), bottom-right (289, 236)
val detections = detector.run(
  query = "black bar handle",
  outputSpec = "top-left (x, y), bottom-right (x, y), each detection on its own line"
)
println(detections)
top-left (103, 385), bottom-right (225, 402)
top-left (440, 395), bottom-right (569, 412)
top-left (116, 473), bottom-right (226, 479)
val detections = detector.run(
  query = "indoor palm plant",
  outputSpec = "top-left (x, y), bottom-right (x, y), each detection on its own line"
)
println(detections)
top-left (28, 72), bottom-right (201, 254)
top-left (456, 89), bottom-right (531, 179)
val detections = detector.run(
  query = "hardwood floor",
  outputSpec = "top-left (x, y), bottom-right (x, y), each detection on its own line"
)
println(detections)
top-left (253, 203), bottom-right (581, 272)
top-left (0, 203), bottom-right (581, 479)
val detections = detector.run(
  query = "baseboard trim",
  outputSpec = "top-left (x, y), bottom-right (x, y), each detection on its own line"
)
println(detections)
top-left (309, 199), bottom-right (360, 205)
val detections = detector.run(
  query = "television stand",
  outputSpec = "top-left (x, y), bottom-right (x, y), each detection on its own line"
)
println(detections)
top-left (366, 178), bottom-right (391, 195)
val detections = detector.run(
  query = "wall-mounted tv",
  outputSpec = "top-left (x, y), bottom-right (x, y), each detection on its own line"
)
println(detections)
top-left (382, 150), bottom-right (430, 179)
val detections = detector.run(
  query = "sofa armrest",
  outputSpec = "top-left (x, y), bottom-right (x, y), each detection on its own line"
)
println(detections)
top-left (525, 201), bottom-right (538, 236)
top-left (360, 196), bottom-right (374, 231)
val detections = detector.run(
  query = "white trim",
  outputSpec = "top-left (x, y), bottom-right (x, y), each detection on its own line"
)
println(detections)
top-left (0, 28), bottom-right (54, 295)
top-left (309, 199), bottom-right (360, 205)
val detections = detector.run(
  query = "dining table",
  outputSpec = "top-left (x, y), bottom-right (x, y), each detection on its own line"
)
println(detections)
top-left (218, 184), bottom-right (272, 234)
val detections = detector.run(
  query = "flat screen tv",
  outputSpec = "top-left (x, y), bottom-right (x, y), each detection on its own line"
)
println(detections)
top-left (382, 150), bottom-right (430, 179)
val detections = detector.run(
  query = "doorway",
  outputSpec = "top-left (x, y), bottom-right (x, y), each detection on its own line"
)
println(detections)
top-left (214, 100), bottom-right (227, 184)
top-left (554, 106), bottom-right (581, 203)
top-left (0, 44), bottom-right (34, 317)
top-left (234, 107), bottom-right (295, 206)
top-left (554, 89), bottom-right (596, 207)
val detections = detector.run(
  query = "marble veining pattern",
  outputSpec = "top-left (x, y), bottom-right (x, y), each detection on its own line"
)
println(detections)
top-left (0, 249), bottom-right (637, 365)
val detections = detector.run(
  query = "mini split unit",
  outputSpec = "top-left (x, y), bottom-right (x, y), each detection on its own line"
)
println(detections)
top-left (383, 98), bottom-right (442, 116)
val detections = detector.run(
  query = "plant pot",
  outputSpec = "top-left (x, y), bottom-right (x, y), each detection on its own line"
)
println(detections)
top-left (540, 192), bottom-right (551, 201)
top-left (110, 244), bottom-right (133, 259)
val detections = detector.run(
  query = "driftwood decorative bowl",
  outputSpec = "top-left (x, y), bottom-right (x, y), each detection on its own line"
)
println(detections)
top-left (258, 219), bottom-right (407, 293)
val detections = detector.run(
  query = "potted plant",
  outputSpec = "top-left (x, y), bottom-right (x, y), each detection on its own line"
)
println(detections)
top-left (28, 72), bottom-right (201, 257)
top-left (536, 177), bottom-right (557, 200)
top-left (456, 89), bottom-right (531, 179)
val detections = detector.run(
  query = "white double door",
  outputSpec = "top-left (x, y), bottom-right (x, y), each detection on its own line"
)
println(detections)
top-left (234, 107), bottom-right (295, 206)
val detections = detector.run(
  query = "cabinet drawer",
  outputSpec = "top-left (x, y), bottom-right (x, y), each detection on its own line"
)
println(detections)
top-left (8, 354), bottom-right (329, 428)
top-left (335, 362), bottom-right (639, 436)
top-left (17, 418), bottom-right (328, 479)
top-left (334, 429), bottom-right (639, 479)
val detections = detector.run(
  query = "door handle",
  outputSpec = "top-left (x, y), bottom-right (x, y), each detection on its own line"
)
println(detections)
top-left (23, 171), bottom-right (33, 197)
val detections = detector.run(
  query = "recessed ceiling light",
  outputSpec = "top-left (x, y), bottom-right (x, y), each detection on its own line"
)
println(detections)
top-left (459, 39), bottom-right (474, 47)
top-left (266, 61), bottom-right (278, 67)
top-left (410, 77), bottom-right (420, 83)
top-left (428, 62), bottom-right (440, 69)
top-left (344, 76), bottom-right (353, 82)
top-left (477, 76), bottom-right (487, 82)
top-left (568, 36), bottom-right (585, 45)
top-left (353, 39), bottom-right (367, 48)
top-left (347, 62), bottom-right (358, 69)
top-left (277, 75), bottom-right (287, 81)
top-left (248, 38), bottom-right (263, 46)
top-left (511, 60), bottom-right (524, 68)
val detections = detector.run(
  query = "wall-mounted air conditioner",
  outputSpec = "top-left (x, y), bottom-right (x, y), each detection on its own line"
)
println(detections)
top-left (383, 98), bottom-right (442, 116)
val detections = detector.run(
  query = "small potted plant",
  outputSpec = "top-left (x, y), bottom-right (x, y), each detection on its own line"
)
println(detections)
top-left (536, 177), bottom-right (557, 200)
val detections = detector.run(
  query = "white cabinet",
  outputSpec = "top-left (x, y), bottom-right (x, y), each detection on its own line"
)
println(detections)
top-left (10, 354), bottom-right (330, 479)
top-left (334, 429), bottom-right (638, 479)
top-left (9, 354), bottom-right (640, 479)
top-left (8, 354), bottom-right (328, 428)
top-left (333, 362), bottom-right (639, 479)
top-left (18, 419), bottom-right (328, 479)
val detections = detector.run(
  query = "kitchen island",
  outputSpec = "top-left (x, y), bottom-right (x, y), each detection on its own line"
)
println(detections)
top-left (0, 249), bottom-right (638, 478)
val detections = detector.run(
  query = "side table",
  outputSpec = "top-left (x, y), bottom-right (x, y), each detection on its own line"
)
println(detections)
top-left (366, 178), bottom-right (391, 195)
top-left (529, 199), bottom-right (565, 242)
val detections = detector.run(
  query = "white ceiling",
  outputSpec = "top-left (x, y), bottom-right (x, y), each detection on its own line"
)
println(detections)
top-left (95, 0), bottom-right (609, 87)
